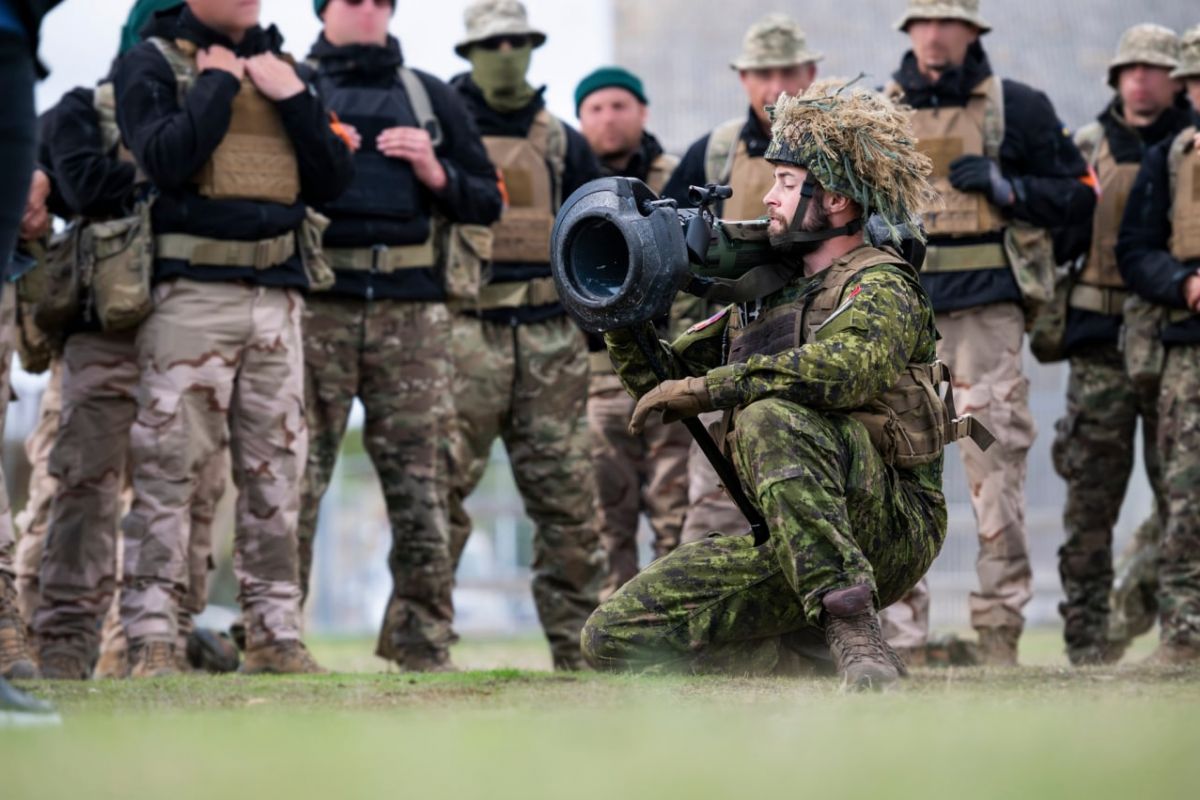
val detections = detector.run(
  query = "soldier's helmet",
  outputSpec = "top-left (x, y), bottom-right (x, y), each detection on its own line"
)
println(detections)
top-left (455, 0), bottom-right (547, 57)
top-left (1108, 24), bottom-right (1181, 88)
top-left (1172, 25), bottom-right (1200, 81)
top-left (730, 13), bottom-right (822, 71)
top-left (894, 0), bottom-right (992, 34)
top-left (764, 80), bottom-right (936, 244)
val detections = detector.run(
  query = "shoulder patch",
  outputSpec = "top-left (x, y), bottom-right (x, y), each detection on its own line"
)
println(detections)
top-left (687, 307), bottom-right (730, 334)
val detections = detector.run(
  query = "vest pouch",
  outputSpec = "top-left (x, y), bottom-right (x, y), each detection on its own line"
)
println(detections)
top-left (439, 221), bottom-right (492, 303)
top-left (1121, 294), bottom-right (1166, 393)
top-left (1028, 266), bottom-right (1072, 364)
top-left (1003, 221), bottom-right (1056, 327)
top-left (299, 207), bottom-right (335, 292)
top-left (15, 298), bottom-right (57, 374)
top-left (850, 364), bottom-right (947, 469)
top-left (91, 201), bottom-right (154, 331)
top-left (33, 222), bottom-right (87, 334)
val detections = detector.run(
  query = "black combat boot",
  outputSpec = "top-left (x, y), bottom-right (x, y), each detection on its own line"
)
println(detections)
top-left (822, 585), bottom-right (901, 691)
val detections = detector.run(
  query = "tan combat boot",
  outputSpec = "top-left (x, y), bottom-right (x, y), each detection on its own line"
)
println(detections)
top-left (241, 640), bottom-right (325, 675)
top-left (129, 641), bottom-right (180, 678)
top-left (976, 627), bottom-right (1020, 667)
top-left (0, 580), bottom-right (38, 680)
top-left (823, 585), bottom-right (902, 691)
top-left (396, 646), bottom-right (457, 674)
top-left (37, 641), bottom-right (91, 681)
top-left (1144, 640), bottom-right (1200, 666)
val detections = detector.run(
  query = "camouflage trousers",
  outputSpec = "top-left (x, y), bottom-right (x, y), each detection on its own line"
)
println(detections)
top-left (1155, 344), bottom-right (1200, 647)
top-left (447, 313), bottom-right (605, 668)
top-left (680, 411), bottom-right (752, 544)
top-left (121, 279), bottom-right (304, 650)
top-left (587, 370), bottom-right (688, 600)
top-left (881, 577), bottom-right (930, 650)
top-left (582, 399), bottom-right (946, 673)
top-left (1051, 343), bottom-right (1164, 659)
top-left (1109, 514), bottom-right (1162, 647)
top-left (13, 358), bottom-right (62, 625)
top-left (299, 296), bottom-right (456, 661)
top-left (0, 288), bottom-right (16, 585)
top-left (932, 303), bottom-right (1035, 634)
top-left (33, 330), bottom-right (226, 660)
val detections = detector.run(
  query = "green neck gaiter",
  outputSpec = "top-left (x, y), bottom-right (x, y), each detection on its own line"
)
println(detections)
top-left (469, 45), bottom-right (536, 113)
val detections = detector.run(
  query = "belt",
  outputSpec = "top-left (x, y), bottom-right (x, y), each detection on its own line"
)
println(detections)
top-left (921, 242), bottom-right (1007, 273)
top-left (326, 242), bottom-right (436, 273)
top-left (476, 277), bottom-right (560, 309)
top-left (1069, 284), bottom-right (1129, 316)
top-left (156, 232), bottom-right (295, 270)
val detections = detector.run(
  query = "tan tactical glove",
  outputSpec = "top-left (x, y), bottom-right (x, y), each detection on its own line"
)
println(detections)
top-left (629, 377), bottom-right (713, 434)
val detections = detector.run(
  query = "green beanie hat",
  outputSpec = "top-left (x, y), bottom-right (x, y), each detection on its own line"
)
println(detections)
top-left (574, 66), bottom-right (648, 115)
top-left (315, 0), bottom-right (395, 18)
top-left (119, 0), bottom-right (182, 56)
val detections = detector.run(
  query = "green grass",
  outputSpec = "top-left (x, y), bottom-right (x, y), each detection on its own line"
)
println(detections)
top-left (2, 629), bottom-right (1198, 800)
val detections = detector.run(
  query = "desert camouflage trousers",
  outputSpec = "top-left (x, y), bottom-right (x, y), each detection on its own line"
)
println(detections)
top-left (447, 313), bottom-right (605, 669)
top-left (13, 358), bottom-right (62, 624)
top-left (29, 330), bottom-right (225, 660)
top-left (120, 279), bottom-right (303, 650)
top-left (299, 296), bottom-right (456, 661)
top-left (1052, 343), bottom-right (1164, 659)
top-left (1155, 344), bottom-right (1200, 647)
top-left (583, 399), bottom-right (946, 674)
top-left (0, 289), bottom-right (16, 584)
top-left (587, 371), bottom-right (688, 599)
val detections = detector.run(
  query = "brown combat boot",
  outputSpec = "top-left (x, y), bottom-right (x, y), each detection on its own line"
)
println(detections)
top-left (976, 627), bottom-right (1020, 667)
top-left (241, 640), bottom-right (326, 675)
top-left (186, 629), bottom-right (241, 674)
top-left (823, 585), bottom-right (900, 691)
top-left (129, 641), bottom-right (180, 678)
top-left (37, 641), bottom-right (91, 681)
top-left (0, 581), bottom-right (37, 680)
top-left (1144, 640), bottom-right (1200, 666)
top-left (395, 646), bottom-right (457, 673)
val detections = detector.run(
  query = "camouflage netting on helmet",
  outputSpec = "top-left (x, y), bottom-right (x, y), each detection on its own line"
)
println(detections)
top-left (764, 79), bottom-right (936, 243)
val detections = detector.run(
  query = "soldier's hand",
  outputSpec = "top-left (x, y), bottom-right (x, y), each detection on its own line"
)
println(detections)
top-left (629, 377), bottom-right (713, 435)
top-left (336, 121), bottom-right (362, 152)
top-left (949, 155), bottom-right (1014, 207)
top-left (245, 53), bottom-right (305, 102)
top-left (377, 127), bottom-right (448, 192)
top-left (1184, 273), bottom-right (1200, 312)
top-left (196, 45), bottom-right (245, 81)
top-left (20, 169), bottom-right (51, 241)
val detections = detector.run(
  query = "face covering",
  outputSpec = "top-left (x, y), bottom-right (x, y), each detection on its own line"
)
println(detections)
top-left (469, 44), bottom-right (536, 112)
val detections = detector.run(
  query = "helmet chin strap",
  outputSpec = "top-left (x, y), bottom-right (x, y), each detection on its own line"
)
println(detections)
top-left (768, 172), bottom-right (863, 253)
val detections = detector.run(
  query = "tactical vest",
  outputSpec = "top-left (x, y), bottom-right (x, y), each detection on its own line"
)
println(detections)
top-left (1170, 126), bottom-right (1200, 264)
top-left (149, 37), bottom-right (300, 206)
top-left (646, 152), bottom-right (680, 196)
top-left (725, 246), bottom-right (991, 468)
top-left (704, 117), bottom-right (775, 220)
top-left (93, 81), bottom-right (122, 158)
top-left (483, 109), bottom-right (566, 264)
top-left (901, 76), bottom-right (1005, 238)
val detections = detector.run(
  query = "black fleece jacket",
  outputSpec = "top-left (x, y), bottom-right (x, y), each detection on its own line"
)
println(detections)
top-left (893, 42), bottom-right (1095, 313)
top-left (115, 5), bottom-right (353, 288)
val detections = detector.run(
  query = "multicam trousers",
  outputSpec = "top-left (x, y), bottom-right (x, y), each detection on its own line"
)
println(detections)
top-left (583, 399), bottom-right (946, 674)
top-left (447, 312), bottom-right (606, 669)
top-left (120, 279), bottom-right (304, 651)
top-left (299, 296), bottom-right (456, 662)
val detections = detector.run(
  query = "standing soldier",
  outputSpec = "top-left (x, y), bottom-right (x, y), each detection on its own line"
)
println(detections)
top-left (114, 0), bottom-right (353, 676)
top-left (1116, 23), bottom-right (1200, 666)
top-left (575, 66), bottom-right (691, 598)
top-left (883, 0), bottom-right (1095, 665)
top-left (582, 81), bottom-right (984, 691)
top-left (448, 0), bottom-right (606, 670)
top-left (661, 13), bottom-right (821, 545)
top-left (1053, 24), bottom-right (1190, 666)
top-left (298, 0), bottom-right (502, 672)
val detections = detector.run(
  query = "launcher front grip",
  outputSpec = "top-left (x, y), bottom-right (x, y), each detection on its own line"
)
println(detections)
top-left (631, 328), bottom-right (770, 547)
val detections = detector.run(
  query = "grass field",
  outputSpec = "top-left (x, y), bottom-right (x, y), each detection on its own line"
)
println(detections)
top-left (3, 628), bottom-right (1198, 800)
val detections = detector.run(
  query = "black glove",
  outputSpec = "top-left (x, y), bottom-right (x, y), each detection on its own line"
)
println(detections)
top-left (948, 155), bottom-right (1014, 208)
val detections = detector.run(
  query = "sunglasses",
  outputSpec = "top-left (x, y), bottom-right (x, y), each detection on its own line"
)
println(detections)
top-left (340, 0), bottom-right (394, 8)
top-left (476, 34), bottom-right (532, 51)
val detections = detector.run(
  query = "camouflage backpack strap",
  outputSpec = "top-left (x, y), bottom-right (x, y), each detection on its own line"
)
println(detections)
top-left (646, 152), bottom-right (680, 195)
top-left (704, 117), bottom-right (745, 185)
top-left (397, 67), bottom-right (443, 149)
top-left (147, 36), bottom-right (198, 104)
top-left (1168, 125), bottom-right (1197, 208)
top-left (1073, 121), bottom-right (1104, 168)
top-left (92, 81), bottom-right (121, 156)
top-left (979, 75), bottom-right (1005, 163)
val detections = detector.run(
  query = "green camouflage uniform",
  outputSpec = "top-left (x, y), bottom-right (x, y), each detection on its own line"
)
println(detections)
top-left (583, 259), bottom-right (947, 673)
